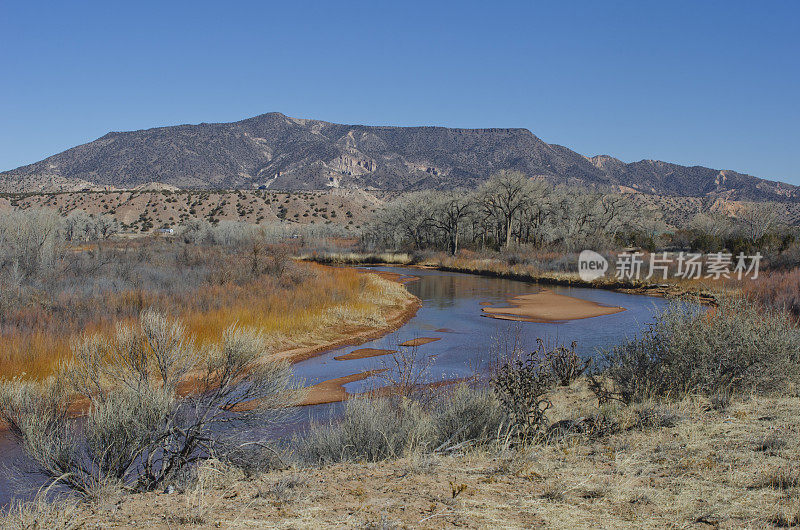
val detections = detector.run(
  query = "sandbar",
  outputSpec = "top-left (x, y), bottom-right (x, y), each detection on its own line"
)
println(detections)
top-left (482, 289), bottom-right (625, 322)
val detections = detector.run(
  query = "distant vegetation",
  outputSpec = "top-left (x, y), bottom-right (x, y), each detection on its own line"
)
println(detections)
top-left (363, 170), bottom-right (798, 259)
top-left (0, 209), bottom-right (408, 380)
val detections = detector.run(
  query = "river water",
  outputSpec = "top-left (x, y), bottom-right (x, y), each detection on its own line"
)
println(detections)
top-left (0, 266), bottom-right (674, 506)
top-left (289, 266), bottom-right (673, 427)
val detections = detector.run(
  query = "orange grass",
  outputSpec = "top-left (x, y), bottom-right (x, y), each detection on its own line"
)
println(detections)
top-left (0, 264), bottom-right (407, 381)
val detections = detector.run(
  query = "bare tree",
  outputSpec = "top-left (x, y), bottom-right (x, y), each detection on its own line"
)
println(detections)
top-left (429, 190), bottom-right (474, 254)
top-left (479, 170), bottom-right (538, 249)
top-left (737, 203), bottom-right (782, 244)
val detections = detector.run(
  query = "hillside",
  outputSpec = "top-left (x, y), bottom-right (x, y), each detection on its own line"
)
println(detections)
top-left (0, 189), bottom-right (379, 233)
top-left (2, 112), bottom-right (797, 201)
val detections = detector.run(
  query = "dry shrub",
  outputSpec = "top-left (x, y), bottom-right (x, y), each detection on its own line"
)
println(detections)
top-left (745, 268), bottom-right (800, 318)
top-left (591, 297), bottom-right (800, 403)
top-left (301, 384), bottom-right (508, 464)
top-left (431, 385), bottom-right (508, 451)
top-left (620, 401), bottom-right (681, 430)
top-left (0, 310), bottom-right (301, 496)
top-left (491, 350), bottom-right (555, 441)
top-left (301, 397), bottom-right (432, 464)
top-left (539, 339), bottom-right (589, 386)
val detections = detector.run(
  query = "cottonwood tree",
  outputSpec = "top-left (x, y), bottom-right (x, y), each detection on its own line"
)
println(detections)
top-left (0, 209), bottom-right (63, 278)
top-left (429, 190), bottom-right (474, 254)
top-left (737, 203), bottom-right (782, 244)
top-left (479, 170), bottom-right (543, 249)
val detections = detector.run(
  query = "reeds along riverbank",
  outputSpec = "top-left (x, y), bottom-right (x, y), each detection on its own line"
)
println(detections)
top-left (298, 252), bottom-right (724, 303)
top-left (0, 261), bottom-right (416, 381)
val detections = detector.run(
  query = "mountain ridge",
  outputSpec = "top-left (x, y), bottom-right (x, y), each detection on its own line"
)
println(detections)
top-left (2, 112), bottom-right (797, 201)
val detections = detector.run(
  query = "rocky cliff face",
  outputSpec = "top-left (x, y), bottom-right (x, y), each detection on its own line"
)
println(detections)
top-left (2, 112), bottom-right (797, 201)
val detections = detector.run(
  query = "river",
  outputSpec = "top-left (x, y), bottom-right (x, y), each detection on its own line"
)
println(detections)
top-left (0, 265), bottom-right (675, 506)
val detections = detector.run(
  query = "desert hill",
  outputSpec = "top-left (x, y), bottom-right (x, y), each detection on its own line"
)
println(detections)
top-left (1, 112), bottom-right (797, 201)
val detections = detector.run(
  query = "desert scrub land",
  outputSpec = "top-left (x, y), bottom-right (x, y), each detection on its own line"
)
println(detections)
top-left (0, 188), bottom-right (379, 234)
top-left (42, 387), bottom-right (800, 529)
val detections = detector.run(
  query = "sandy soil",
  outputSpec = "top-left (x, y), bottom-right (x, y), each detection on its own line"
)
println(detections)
top-left (334, 348), bottom-right (396, 361)
top-left (298, 369), bottom-right (387, 406)
top-left (482, 289), bottom-right (625, 322)
top-left (399, 337), bottom-right (441, 347)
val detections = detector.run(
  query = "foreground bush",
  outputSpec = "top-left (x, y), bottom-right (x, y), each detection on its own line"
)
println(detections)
top-left (300, 385), bottom-right (507, 464)
top-left (0, 310), bottom-right (301, 496)
top-left (592, 297), bottom-right (800, 403)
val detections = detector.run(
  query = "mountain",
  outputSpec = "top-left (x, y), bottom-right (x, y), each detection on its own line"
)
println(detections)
top-left (1, 112), bottom-right (797, 201)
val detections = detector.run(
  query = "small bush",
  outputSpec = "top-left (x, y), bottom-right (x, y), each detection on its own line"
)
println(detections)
top-left (300, 397), bottom-right (431, 464)
top-left (591, 297), bottom-right (800, 403)
top-left (430, 385), bottom-right (508, 450)
top-left (621, 402), bottom-right (681, 430)
top-left (540, 339), bottom-right (589, 386)
top-left (301, 384), bottom-right (510, 463)
top-left (491, 349), bottom-right (555, 441)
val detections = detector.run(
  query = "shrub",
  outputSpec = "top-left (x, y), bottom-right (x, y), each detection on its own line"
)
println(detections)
top-left (491, 349), bottom-right (555, 441)
top-left (540, 339), bottom-right (589, 386)
top-left (744, 268), bottom-right (800, 318)
top-left (430, 384), bottom-right (508, 450)
top-left (301, 384), bottom-right (510, 463)
top-left (0, 310), bottom-right (300, 496)
top-left (591, 297), bottom-right (800, 404)
top-left (300, 397), bottom-right (432, 464)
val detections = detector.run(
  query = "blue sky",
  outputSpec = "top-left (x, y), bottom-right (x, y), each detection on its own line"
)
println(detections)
top-left (1, 1), bottom-right (798, 183)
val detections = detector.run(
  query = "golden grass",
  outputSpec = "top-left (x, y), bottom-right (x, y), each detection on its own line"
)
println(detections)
top-left (0, 264), bottom-right (411, 381)
top-left (297, 251), bottom-right (413, 265)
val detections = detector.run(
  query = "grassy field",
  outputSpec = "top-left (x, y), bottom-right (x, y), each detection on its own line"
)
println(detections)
top-left (0, 245), bottom-right (413, 381)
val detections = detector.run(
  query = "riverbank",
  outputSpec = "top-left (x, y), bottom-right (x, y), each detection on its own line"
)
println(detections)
top-left (0, 267), bottom-right (421, 429)
top-left (299, 252), bottom-right (723, 304)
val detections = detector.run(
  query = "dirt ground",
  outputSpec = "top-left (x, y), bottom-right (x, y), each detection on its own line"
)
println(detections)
top-left (67, 381), bottom-right (800, 529)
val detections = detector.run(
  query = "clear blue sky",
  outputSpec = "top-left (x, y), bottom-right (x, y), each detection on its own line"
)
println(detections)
top-left (2, 1), bottom-right (798, 183)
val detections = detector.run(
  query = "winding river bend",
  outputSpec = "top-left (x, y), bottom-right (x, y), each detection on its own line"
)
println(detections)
top-left (0, 266), bottom-right (674, 506)
top-left (290, 266), bottom-right (673, 423)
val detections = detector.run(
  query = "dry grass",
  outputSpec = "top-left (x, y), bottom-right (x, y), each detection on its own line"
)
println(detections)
top-left (745, 267), bottom-right (800, 318)
top-left (0, 494), bottom-right (79, 530)
top-left (297, 251), bottom-right (413, 265)
top-left (63, 379), bottom-right (800, 528)
top-left (0, 264), bottom-right (411, 381)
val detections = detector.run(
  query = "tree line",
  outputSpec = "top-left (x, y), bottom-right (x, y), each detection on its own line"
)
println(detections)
top-left (362, 170), bottom-right (655, 254)
top-left (362, 170), bottom-right (797, 257)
